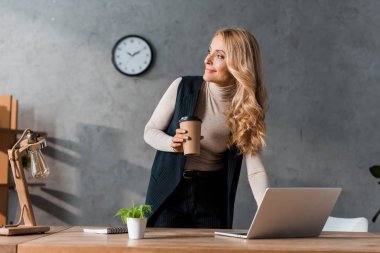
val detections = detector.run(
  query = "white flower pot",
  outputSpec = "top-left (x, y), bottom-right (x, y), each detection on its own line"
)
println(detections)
top-left (126, 218), bottom-right (147, 239)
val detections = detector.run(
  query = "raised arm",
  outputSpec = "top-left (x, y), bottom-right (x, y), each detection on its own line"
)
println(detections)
top-left (144, 77), bottom-right (182, 152)
top-left (245, 154), bottom-right (269, 207)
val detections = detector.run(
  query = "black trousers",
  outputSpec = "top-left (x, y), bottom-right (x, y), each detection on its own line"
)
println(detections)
top-left (151, 169), bottom-right (228, 228)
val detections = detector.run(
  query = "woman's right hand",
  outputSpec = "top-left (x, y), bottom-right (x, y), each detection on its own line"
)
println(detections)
top-left (171, 128), bottom-right (188, 152)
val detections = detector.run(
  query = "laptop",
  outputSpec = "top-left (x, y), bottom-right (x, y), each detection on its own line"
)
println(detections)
top-left (215, 187), bottom-right (341, 239)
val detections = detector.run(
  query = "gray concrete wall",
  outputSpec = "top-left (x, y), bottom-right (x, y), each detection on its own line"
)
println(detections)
top-left (1, 0), bottom-right (379, 231)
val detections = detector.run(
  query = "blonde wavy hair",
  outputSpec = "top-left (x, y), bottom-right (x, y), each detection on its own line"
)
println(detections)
top-left (215, 28), bottom-right (268, 155)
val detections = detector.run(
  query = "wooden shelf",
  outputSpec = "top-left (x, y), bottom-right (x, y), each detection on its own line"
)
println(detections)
top-left (0, 95), bottom-right (19, 225)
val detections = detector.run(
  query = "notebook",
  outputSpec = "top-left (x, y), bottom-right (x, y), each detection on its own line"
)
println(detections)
top-left (83, 227), bottom-right (128, 234)
top-left (215, 187), bottom-right (341, 239)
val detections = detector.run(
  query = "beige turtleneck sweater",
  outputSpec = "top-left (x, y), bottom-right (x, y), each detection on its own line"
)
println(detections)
top-left (144, 77), bottom-right (269, 206)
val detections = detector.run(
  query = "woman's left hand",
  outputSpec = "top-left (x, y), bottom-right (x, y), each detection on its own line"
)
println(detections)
top-left (171, 128), bottom-right (204, 152)
top-left (171, 128), bottom-right (188, 152)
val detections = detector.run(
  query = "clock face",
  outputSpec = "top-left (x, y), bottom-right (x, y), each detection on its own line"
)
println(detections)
top-left (112, 35), bottom-right (153, 76)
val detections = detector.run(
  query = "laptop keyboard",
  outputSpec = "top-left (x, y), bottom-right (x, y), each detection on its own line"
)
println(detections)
top-left (233, 232), bottom-right (248, 235)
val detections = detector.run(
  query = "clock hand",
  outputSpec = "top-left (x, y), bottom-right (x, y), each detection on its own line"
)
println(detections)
top-left (131, 50), bottom-right (141, 57)
top-left (127, 52), bottom-right (133, 56)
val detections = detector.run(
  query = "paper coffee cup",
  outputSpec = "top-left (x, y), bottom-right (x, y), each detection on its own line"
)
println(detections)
top-left (179, 116), bottom-right (202, 156)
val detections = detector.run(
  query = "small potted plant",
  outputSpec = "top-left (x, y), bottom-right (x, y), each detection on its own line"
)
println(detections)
top-left (114, 201), bottom-right (152, 239)
top-left (370, 165), bottom-right (380, 222)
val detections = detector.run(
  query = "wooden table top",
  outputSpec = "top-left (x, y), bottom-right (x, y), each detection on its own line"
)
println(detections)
top-left (13, 227), bottom-right (380, 253)
top-left (0, 226), bottom-right (69, 253)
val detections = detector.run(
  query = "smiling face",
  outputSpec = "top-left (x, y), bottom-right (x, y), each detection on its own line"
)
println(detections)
top-left (203, 34), bottom-right (235, 87)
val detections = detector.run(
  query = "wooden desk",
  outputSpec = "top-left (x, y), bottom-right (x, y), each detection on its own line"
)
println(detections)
top-left (0, 226), bottom-right (69, 253)
top-left (13, 227), bottom-right (380, 253)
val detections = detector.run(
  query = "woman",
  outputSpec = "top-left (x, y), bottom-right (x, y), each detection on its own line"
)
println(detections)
top-left (144, 28), bottom-right (269, 228)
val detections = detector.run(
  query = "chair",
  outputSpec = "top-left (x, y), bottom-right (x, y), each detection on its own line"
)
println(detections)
top-left (322, 216), bottom-right (368, 232)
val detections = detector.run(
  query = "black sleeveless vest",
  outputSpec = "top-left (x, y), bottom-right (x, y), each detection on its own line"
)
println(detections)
top-left (145, 76), bottom-right (243, 228)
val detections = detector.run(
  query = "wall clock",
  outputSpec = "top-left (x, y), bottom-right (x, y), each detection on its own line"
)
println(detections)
top-left (112, 35), bottom-right (153, 76)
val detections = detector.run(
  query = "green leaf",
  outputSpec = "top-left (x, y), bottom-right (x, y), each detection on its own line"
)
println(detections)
top-left (141, 204), bottom-right (152, 213)
top-left (114, 208), bottom-right (127, 217)
top-left (370, 165), bottom-right (380, 178)
top-left (114, 202), bottom-right (153, 221)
